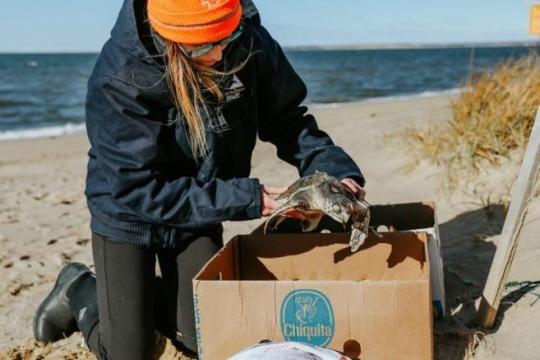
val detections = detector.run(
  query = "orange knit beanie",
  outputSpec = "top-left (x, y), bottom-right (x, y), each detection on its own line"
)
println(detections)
top-left (147, 0), bottom-right (242, 44)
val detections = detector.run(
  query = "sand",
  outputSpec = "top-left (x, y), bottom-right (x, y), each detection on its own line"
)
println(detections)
top-left (0, 94), bottom-right (538, 359)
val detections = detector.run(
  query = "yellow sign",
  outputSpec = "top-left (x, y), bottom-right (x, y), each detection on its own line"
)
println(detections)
top-left (530, 4), bottom-right (540, 35)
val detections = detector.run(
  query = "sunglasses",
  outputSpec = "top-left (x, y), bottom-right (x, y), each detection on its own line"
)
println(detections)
top-left (181, 25), bottom-right (243, 59)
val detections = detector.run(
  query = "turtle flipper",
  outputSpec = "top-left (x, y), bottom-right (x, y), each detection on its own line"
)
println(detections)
top-left (264, 210), bottom-right (287, 234)
top-left (264, 206), bottom-right (320, 234)
top-left (350, 227), bottom-right (368, 252)
top-left (263, 202), bottom-right (306, 234)
top-left (264, 191), bottom-right (313, 234)
top-left (349, 207), bottom-right (371, 252)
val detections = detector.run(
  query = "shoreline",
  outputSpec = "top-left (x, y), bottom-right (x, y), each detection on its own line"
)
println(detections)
top-left (0, 90), bottom-right (460, 143)
top-left (308, 87), bottom-right (463, 109)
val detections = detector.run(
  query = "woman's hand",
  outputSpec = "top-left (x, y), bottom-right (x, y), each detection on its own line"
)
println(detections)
top-left (260, 184), bottom-right (288, 216)
top-left (340, 178), bottom-right (366, 200)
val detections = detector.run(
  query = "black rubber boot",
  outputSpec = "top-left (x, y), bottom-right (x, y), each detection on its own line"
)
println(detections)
top-left (67, 271), bottom-right (99, 344)
top-left (33, 262), bottom-right (92, 342)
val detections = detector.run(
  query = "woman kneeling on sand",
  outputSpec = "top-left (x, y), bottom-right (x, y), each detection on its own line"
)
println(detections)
top-left (33, 0), bottom-right (365, 358)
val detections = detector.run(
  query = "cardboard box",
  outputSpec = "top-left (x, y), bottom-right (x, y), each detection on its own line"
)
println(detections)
top-left (193, 215), bottom-right (434, 359)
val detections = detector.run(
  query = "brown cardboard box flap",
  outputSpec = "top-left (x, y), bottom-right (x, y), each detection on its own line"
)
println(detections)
top-left (196, 232), bottom-right (429, 282)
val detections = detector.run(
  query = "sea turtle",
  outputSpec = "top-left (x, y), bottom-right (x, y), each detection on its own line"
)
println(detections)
top-left (263, 171), bottom-right (370, 252)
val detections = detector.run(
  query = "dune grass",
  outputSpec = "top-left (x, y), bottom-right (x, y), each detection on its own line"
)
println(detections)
top-left (403, 53), bottom-right (540, 191)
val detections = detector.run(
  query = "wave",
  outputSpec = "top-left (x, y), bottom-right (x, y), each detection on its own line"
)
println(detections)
top-left (0, 122), bottom-right (86, 141)
top-left (0, 99), bottom-right (34, 108)
top-left (309, 87), bottom-right (464, 109)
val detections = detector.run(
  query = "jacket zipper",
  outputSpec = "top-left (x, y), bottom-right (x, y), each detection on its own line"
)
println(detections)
top-left (212, 106), bottom-right (230, 136)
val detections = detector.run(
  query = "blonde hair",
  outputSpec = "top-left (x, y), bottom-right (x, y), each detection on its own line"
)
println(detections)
top-left (164, 39), bottom-right (252, 159)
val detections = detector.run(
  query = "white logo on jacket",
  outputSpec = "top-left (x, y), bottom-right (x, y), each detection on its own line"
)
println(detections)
top-left (224, 74), bottom-right (245, 103)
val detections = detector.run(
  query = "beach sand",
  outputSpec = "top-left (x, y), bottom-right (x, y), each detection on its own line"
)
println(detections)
top-left (0, 94), bottom-right (538, 359)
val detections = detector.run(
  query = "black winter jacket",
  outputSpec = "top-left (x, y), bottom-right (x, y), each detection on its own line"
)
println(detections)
top-left (85, 0), bottom-right (365, 247)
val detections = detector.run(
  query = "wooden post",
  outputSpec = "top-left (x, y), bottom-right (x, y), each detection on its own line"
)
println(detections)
top-left (530, 4), bottom-right (540, 35)
top-left (477, 107), bottom-right (540, 328)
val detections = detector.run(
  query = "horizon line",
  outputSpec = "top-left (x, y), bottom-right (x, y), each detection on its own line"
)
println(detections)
top-left (284, 39), bottom-right (538, 51)
top-left (0, 39), bottom-right (537, 55)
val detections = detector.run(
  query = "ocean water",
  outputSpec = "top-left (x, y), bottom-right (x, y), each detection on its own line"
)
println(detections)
top-left (0, 46), bottom-right (534, 140)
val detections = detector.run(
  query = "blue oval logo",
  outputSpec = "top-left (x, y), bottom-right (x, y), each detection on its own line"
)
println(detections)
top-left (280, 289), bottom-right (335, 347)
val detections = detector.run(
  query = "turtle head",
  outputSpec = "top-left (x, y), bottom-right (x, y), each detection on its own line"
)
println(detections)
top-left (322, 181), bottom-right (368, 225)
top-left (323, 193), bottom-right (356, 224)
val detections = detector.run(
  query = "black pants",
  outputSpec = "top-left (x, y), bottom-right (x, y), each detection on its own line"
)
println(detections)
top-left (85, 233), bottom-right (221, 360)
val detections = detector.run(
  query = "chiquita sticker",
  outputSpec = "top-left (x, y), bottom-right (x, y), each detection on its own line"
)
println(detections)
top-left (280, 289), bottom-right (335, 347)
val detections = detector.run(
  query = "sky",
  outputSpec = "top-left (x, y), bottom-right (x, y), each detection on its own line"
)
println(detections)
top-left (0, 0), bottom-right (536, 53)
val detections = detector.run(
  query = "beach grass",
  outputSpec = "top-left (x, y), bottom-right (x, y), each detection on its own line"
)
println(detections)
top-left (402, 53), bottom-right (540, 192)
